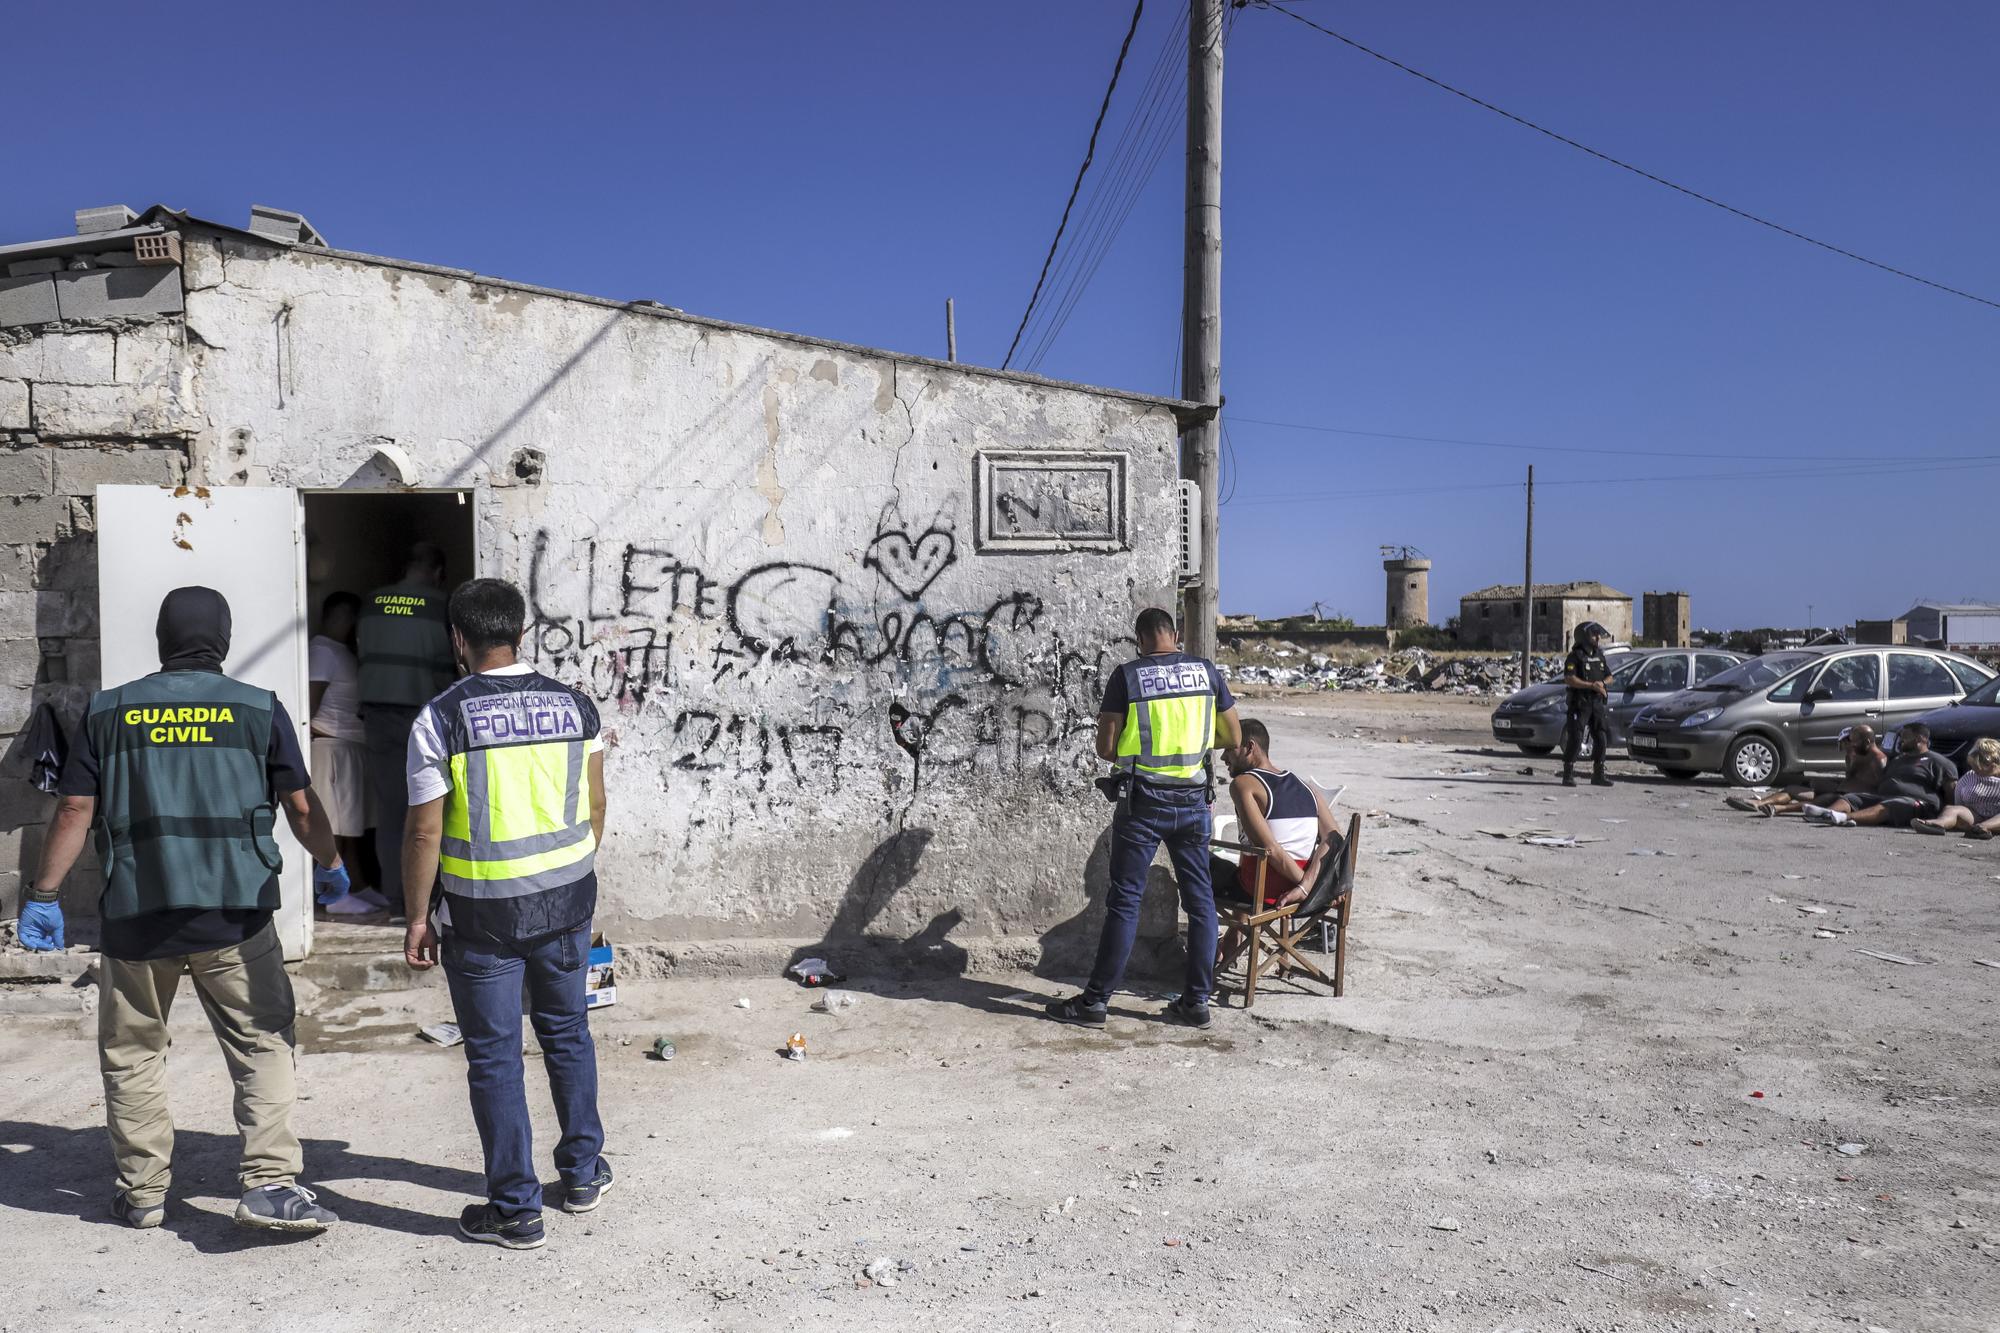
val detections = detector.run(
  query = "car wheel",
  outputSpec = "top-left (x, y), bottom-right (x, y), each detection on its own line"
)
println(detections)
top-left (1660, 767), bottom-right (1700, 781)
top-left (1723, 734), bottom-right (1781, 787)
top-left (1517, 744), bottom-right (1553, 757)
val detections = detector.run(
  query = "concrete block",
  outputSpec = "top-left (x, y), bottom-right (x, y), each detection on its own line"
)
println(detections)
top-left (38, 332), bottom-right (115, 385)
top-left (0, 379), bottom-right (26, 432)
top-left (0, 276), bottom-right (58, 329)
top-left (0, 448), bottom-right (51, 496)
top-left (32, 383), bottom-right (184, 438)
top-left (52, 267), bottom-right (183, 321)
top-left (0, 633), bottom-right (40, 687)
top-left (181, 237), bottom-right (225, 291)
top-left (0, 682), bottom-right (32, 731)
top-left (0, 497), bottom-right (59, 546)
top-left (114, 325), bottom-right (179, 387)
top-left (0, 591), bottom-right (36, 638)
top-left (6, 258), bottom-right (62, 278)
top-left (75, 205), bottom-right (137, 235)
top-left (32, 590), bottom-right (92, 637)
top-left (53, 447), bottom-right (184, 493)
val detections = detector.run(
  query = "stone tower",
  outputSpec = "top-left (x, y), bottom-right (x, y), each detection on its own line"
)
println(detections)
top-left (1382, 548), bottom-right (1431, 629)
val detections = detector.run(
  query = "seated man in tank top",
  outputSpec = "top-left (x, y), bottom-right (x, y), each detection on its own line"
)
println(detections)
top-left (1214, 718), bottom-right (1342, 908)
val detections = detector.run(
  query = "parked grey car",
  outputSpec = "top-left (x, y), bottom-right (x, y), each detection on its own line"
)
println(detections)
top-left (1627, 647), bottom-right (1997, 785)
top-left (1490, 648), bottom-right (1746, 757)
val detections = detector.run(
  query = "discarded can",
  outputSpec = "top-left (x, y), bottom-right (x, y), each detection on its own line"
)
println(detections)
top-left (650, 1036), bottom-right (676, 1062)
top-left (785, 1032), bottom-right (808, 1061)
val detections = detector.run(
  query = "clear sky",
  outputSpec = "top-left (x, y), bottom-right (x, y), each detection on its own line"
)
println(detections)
top-left (5, 1), bottom-right (1995, 632)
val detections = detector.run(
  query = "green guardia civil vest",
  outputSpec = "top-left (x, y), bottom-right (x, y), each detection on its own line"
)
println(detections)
top-left (86, 671), bottom-right (283, 921)
top-left (356, 580), bottom-right (456, 707)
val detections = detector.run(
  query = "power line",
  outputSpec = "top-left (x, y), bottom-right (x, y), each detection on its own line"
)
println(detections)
top-left (1226, 414), bottom-right (2000, 464)
top-left (1250, 0), bottom-right (2000, 314)
top-left (1001, 0), bottom-right (1148, 371)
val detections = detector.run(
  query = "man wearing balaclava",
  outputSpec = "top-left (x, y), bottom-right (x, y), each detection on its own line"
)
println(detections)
top-left (21, 586), bottom-right (350, 1235)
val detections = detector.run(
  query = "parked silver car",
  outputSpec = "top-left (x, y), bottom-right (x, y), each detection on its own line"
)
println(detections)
top-left (1627, 647), bottom-right (1997, 785)
top-left (1490, 648), bottom-right (1747, 757)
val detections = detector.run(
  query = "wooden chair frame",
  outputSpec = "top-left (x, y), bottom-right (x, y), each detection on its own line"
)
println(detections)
top-left (1214, 812), bottom-right (1360, 1007)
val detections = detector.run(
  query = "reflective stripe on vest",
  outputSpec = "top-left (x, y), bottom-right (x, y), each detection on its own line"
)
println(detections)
top-left (438, 692), bottom-right (596, 900)
top-left (1114, 658), bottom-right (1217, 786)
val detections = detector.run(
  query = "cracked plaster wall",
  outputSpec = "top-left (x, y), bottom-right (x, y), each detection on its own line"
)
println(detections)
top-left (177, 233), bottom-right (1186, 958)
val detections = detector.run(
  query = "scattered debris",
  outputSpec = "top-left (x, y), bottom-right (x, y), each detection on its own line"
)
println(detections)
top-left (1814, 930), bottom-right (1837, 940)
top-left (1855, 949), bottom-right (1923, 966)
top-left (1973, 959), bottom-right (2000, 970)
top-left (1573, 1259), bottom-right (1630, 1284)
top-left (811, 990), bottom-right (861, 1014)
top-left (818, 1127), bottom-right (855, 1141)
top-left (416, 1023), bottom-right (463, 1047)
top-left (1524, 836), bottom-right (1580, 848)
top-left (1043, 1196), bottom-right (1077, 1220)
top-left (649, 1036), bottom-right (677, 1062)
top-left (1837, 1143), bottom-right (1868, 1156)
top-left (1749, 1091), bottom-right (1765, 1099)
top-left (1221, 646), bottom-right (1563, 697)
top-left (1629, 848), bottom-right (1676, 857)
top-left (1796, 905), bottom-right (1828, 915)
top-left (789, 957), bottom-right (845, 987)
top-left (784, 1033), bottom-right (808, 1061)
top-left (861, 1257), bottom-right (903, 1288)
top-left (735, 997), bottom-right (753, 1009)
top-left (1430, 1217), bottom-right (1461, 1232)
top-left (1781, 874), bottom-right (1807, 881)
top-left (1766, 895), bottom-right (1787, 904)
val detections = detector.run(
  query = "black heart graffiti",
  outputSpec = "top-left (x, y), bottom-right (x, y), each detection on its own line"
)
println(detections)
top-left (864, 526), bottom-right (956, 602)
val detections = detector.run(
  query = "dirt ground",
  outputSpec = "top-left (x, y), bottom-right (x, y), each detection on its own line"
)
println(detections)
top-left (3, 692), bottom-right (1998, 1332)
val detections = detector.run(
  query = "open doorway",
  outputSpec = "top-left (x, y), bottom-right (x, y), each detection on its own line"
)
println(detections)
top-left (302, 490), bottom-right (477, 618)
top-left (300, 489), bottom-right (476, 924)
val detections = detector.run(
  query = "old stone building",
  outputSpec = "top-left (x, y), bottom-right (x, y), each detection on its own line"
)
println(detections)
top-left (1641, 591), bottom-right (1691, 648)
top-left (0, 204), bottom-right (1198, 965)
top-left (1456, 581), bottom-right (1632, 652)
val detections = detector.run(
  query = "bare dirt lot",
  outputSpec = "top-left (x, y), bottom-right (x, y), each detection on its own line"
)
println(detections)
top-left (4, 692), bottom-right (1998, 1332)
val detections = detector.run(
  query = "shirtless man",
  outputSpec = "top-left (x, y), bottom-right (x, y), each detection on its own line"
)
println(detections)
top-left (1726, 724), bottom-right (1885, 817)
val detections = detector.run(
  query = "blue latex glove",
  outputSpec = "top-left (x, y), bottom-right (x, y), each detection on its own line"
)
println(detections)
top-left (19, 900), bottom-right (64, 952)
top-left (313, 863), bottom-right (351, 906)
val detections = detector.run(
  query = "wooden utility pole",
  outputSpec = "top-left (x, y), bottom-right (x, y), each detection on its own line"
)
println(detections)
top-left (1180, 0), bottom-right (1224, 657)
top-left (1520, 464), bottom-right (1535, 684)
top-left (945, 298), bottom-right (958, 363)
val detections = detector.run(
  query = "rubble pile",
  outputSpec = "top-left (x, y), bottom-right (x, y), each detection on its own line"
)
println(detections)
top-left (1220, 643), bottom-right (1563, 697)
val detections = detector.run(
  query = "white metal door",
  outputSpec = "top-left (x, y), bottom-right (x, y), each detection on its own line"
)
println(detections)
top-left (96, 485), bottom-right (312, 960)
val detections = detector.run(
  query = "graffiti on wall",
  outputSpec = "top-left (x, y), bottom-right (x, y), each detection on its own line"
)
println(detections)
top-left (522, 516), bottom-right (1132, 834)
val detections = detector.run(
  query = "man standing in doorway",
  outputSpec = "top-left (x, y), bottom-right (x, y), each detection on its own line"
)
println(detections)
top-left (18, 587), bottom-right (347, 1233)
top-left (357, 542), bottom-right (455, 919)
top-left (401, 578), bottom-right (610, 1251)
top-left (1561, 620), bottom-right (1614, 789)
top-left (1049, 606), bottom-right (1240, 1030)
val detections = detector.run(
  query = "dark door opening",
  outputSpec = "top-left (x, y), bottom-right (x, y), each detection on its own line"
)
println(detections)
top-left (302, 490), bottom-right (477, 619)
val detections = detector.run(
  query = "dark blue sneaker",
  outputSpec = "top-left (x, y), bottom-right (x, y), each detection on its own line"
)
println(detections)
top-left (458, 1204), bottom-right (546, 1250)
top-left (1163, 996), bottom-right (1212, 1029)
top-left (561, 1162), bottom-right (614, 1214)
top-left (234, 1183), bottom-right (337, 1233)
top-left (1045, 995), bottom-right (1107, 1027)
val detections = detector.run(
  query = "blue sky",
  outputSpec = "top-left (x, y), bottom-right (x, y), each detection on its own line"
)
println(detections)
top-left (5, 1), bottom-right (1995, 631)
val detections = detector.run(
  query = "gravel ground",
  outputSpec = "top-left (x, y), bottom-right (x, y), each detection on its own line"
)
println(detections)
top-left (2, 693), bottom-right (1996, 1332)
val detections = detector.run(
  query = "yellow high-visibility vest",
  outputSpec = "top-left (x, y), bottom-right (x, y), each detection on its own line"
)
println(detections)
top-left (1114, 656), bottom-right (1217, 787)
top-left (437, 680), bottom-right (599, 898)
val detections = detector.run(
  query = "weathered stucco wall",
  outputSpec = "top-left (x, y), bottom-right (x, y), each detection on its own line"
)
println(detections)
top-left (175, 231), bottom-right (1185, 961)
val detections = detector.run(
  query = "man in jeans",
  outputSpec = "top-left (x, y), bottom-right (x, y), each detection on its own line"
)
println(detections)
top-left (19, 586), bottom-right (348, 1233)
top-left (400, 578), bottom-right (610, 1250)
top-left (1049, 607), bottom-right (1240, 1030)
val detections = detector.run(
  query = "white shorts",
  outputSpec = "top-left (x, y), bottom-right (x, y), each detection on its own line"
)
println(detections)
top-left (310, 735), bottom-right (369, 838)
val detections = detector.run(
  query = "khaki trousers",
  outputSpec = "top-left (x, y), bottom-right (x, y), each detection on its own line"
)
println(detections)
top-left (98, 922), bottom-right (302, 1207)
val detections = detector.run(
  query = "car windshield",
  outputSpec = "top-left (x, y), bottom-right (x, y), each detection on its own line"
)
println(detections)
top-left (1609, 658), bottom-right (1644, 687)
top-left (1964, 674), bottom-right (2000, 707)
top-left (1694, 651), bottom-right (1818, 692)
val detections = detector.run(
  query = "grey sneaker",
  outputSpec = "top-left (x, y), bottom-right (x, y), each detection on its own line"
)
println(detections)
top-left (111, 1192), bottom-right (164, 1229)
top-left (1045, 995), bottom-right (1107, 1027)
top-left (458, 1204), bottom-right (546, 1250)
top-left (1163, 996), bottom-right (1212, 1029)
top-left (561, 1162), bottom-right (614, 1214)
top-left (234, 1183), bottom-right (337, 1233)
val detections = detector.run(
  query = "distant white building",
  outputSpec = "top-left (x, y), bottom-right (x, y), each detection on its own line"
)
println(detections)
top-left (1901, 601), bottom-right (2000, 651)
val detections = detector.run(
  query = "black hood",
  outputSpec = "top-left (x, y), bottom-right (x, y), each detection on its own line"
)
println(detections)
top-left (156, 586), bottom-right (232, 673)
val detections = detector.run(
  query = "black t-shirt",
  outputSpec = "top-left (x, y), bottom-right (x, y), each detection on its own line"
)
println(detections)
top-left (1874, 751), bottom-right (1959, 804)
top-left (1565, 646), bottom-right (1611, 701)
top-left (58, 679), bottom-right (311, 961)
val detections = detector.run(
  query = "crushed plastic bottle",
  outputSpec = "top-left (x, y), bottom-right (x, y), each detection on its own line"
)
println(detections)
top-left (785, 1032), bottom-right (808, 1062)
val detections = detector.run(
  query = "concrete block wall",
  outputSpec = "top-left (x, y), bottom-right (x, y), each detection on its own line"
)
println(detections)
top-left (0, 317), bottom-right (193, 922)
top-left (178, 232), bottom-right (1185, 963)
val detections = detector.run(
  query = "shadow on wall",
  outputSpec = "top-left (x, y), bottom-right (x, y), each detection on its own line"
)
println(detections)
top-left (786, 821), bottom-right (1187, 1008)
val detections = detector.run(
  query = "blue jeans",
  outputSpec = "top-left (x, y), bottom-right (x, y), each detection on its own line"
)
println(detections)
top-left (1083, 785), bottom-right (1216, 1006)
top-left (442, 922), bottom-right (606, 1218)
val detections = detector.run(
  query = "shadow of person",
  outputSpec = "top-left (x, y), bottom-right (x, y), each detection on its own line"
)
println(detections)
top-left (0, 1119), bottom-right (483, 1252)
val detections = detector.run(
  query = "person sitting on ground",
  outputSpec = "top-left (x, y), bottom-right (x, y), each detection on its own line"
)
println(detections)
top-left (1912, 736), bottom-right (2000, 840)
top-left (1726, 724), bottom-right (1886, 817)
top-left (1213, 718), bottom-right (1343, 910)
top-left (1803, 722), bottom-right (1959, 828)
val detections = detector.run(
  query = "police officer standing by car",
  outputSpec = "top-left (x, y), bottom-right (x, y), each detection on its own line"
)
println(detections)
top-left (1562, 620), bottom-right (1615, 788)
top-left (17, 586), bottom-right (348, 1234)
top-left (357, 541), bottom-right (456, 918)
